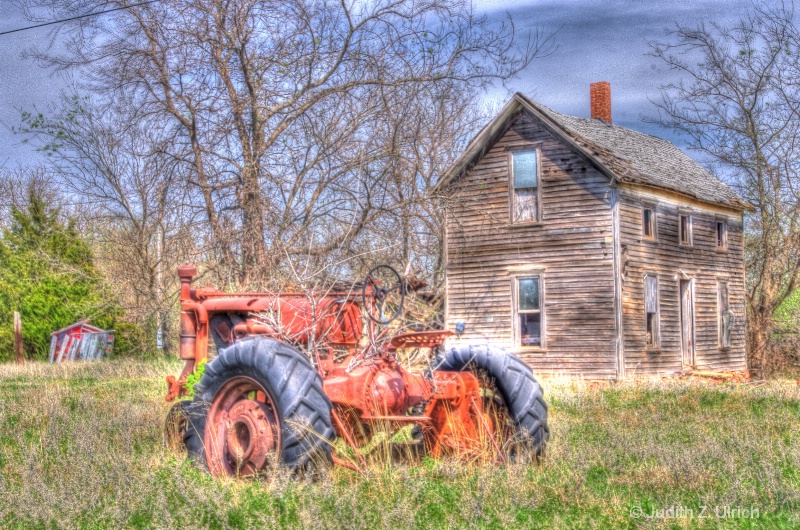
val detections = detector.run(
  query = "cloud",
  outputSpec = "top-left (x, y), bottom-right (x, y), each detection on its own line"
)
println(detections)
top-left (0, 0), bottom-right (757, 166)
top-left (482, 0), bottom-right (753, 150)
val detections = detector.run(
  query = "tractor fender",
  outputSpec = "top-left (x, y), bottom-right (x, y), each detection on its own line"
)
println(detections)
top-left (432, 343), bottom-right (549, 454)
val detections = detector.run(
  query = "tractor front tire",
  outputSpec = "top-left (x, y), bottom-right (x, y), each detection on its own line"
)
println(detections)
top-left (433, 344), bottom-right (549, 458)
top-left (164, 400), bottom-right (191, 452)
top-left (183, 337), bottom-right (334, 477)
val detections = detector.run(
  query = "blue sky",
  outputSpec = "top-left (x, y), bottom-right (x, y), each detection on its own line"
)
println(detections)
top-left (0, 0), bottom-right (754, 168)
top-left (477, 0), bottom-right (752, 139)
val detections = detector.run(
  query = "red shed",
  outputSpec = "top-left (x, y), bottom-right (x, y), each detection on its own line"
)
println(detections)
top-left (48, 321), bottom-right (115, 363)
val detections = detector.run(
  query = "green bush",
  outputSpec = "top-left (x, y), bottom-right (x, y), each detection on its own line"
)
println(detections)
top-left (109, 319), bottom-right (157, 359)
top-left (775, 289), bottom-right (800, 332)
top-left (0, 192), bottom-right (120, 361)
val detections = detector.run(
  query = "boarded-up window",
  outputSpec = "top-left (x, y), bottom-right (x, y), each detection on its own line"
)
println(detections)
top-left (645, 275), bottom-right (659, 348)
top-left (516, 276), bottom-right (542, 347)
top-left (716, 221), bottom-right (727, 250)
top-left (511, 151), bottom-right (538, 223)
top-left (642, 208), bottom-right (656, 240)
top-left (679, 214), bottom-right (692, 245)
top-left (719, 282), bottom-right (733, 348)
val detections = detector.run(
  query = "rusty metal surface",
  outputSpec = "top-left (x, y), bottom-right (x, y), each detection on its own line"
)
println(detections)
top-left (165, 360), bottom-right (195, 401)
top-left (169, 264), bottom-right (515, 471)
top-left (389, 330), bottom-right (454, 349)
top-left (205, 376), bottom-right (281, 477)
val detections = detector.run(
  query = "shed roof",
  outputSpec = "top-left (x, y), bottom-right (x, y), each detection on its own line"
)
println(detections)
top-left (50, 321), bottom-right (104, 336)
top-left (435, 93), bottom-right (753, 211)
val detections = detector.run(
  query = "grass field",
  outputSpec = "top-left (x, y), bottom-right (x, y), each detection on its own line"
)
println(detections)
top-left (0, 360), bottom-right (798, 529)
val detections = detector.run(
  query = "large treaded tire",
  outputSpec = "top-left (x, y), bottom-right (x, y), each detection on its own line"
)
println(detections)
top-left (432, 343), bottom-right (549, 456)
top-left (183, 337), bottom-right (335, 472)
top-left (183, 400), bottom-right (209, 470)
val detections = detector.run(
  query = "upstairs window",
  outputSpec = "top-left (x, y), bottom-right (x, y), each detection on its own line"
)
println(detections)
top-left (679, 214), bottom-right (693, 246)
top-left (515, 276), bottom-right (543, 348)
top-left (645, 274), bottom-right (659, 349)
top-left (510, 151), bottom-right (539, 224)
top-left (642, 208), bottom-right (656, 240)
top-left (716, 221), bottom-right (728, 250)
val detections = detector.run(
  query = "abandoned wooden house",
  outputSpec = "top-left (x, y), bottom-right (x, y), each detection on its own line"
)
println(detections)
top-left (436, 82), bottom-right (752, 379)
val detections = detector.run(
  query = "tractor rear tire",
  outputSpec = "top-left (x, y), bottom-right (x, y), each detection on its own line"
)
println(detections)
top-left (432, 344), bottom-right (549, 457)
top-left (183, 337), bottom-right (335, 476)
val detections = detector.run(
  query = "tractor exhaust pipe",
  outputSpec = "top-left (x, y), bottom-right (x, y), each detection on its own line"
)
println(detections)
top-left (177, 265), bottom-right (199, 360)
top-left (179, 311), bottom-right (197, 360)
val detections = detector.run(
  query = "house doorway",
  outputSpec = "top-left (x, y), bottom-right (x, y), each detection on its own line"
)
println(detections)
top-left (679, 279), bottom-right (695, 367)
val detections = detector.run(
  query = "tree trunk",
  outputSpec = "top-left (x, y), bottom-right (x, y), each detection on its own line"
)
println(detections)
top-left (14, 311), bottom-right (24, 364)
top-left (747, 311), bottom-right (772, 378)
top-left (240, 165), bottom-right (267, 286)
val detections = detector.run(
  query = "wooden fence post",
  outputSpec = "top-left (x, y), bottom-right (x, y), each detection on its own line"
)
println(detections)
top-left (14, 311), bottom-right (24, 364)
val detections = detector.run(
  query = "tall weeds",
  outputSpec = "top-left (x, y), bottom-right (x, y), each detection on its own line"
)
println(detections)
top-left (0, 361), bottom-right (798, 529)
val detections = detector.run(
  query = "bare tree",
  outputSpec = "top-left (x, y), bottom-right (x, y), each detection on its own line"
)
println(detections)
top-left (348, 81), bottom-right (487, 293)
top-left (21, 0), bottom-right (552, 289)
top-left (650, 1), bottom-right (800, 375)
top-left (18, 95), bottom-right (200, 353)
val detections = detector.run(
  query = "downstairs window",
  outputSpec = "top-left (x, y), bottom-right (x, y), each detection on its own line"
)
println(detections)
top-left (645, 274), bottom-right (659, 349)
top-left (515, 276), bottom-right (543, 348)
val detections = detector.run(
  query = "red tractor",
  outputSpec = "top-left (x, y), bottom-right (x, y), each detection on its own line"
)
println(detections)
top-left (166, 264), bottom-right (548, 476)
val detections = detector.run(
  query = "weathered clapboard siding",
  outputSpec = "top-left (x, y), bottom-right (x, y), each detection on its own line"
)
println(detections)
top-left (439, 93), bottom-right (750, 379)
top-left (618, 187), bottom-right (747, 375)
top-left (444, 112), bottom-right (618, 377)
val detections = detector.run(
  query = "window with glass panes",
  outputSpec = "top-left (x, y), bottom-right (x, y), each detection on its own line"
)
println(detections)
top-left (719, 281), bottom-right (732, 348)
top-left (679, 214), bottom-right (692, 245)
top-left (510, 151), bottom-right (539, 223)
top-left (645, 274), bottom-right (659, 348)
top-left (642, 208), bottom-right (656, 240)
top-left (716, 221), bottom-right (727, 250)
top-left (515, 276), bottom-right (543, 347)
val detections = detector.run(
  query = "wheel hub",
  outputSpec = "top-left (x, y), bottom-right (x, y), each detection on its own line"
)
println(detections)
top-left (206, 377), bottom-right (281, 477)
top-left (225, 399), bottom-right (276, 471)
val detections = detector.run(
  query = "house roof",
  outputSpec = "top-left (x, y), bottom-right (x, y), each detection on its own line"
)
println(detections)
top-left (435, 93), bottom-right (753, 211)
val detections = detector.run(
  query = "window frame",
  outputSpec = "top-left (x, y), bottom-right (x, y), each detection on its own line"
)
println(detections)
top-left (508, 148), bottom-right (542, 226)
top-left (642, 207), bottom-right (657, 241)
top-left (718, 280), bottom-right (731, 350)
top-left (644, 273), bottom-right (660, 350)
top-left (679, 213), bottom-right (693, 246)
top-left (716, 220), bottom-right (728, 251)
top-left (512, 275), bottom-right (545, 350)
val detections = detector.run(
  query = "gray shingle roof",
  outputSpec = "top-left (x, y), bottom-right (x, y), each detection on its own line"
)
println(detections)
top-left (437, 93), bottom-right (752, 211)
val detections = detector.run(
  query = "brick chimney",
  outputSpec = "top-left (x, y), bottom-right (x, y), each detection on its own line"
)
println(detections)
top-left (590, 81), bottom-right (612, 123)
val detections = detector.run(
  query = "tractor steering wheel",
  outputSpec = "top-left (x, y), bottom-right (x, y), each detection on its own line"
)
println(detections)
top-left (361, 265), bottom-right (405, 324)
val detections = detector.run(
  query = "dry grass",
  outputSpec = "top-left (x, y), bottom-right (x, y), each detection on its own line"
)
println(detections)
top-left (0, 360), bottom-right (798, 529)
